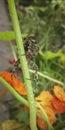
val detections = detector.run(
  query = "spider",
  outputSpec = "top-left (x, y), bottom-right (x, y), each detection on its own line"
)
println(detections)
top-left (24, 36), bottom-right (39, 80)
top-left (11, 36), bottom-right (39, 82)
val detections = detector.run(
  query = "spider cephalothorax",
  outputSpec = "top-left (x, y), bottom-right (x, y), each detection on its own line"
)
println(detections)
top-left (24, 36), bottom-right (39, 59)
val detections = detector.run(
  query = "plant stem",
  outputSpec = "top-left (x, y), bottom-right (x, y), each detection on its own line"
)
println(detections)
top-left (29, 69), bottom-right (64, 86)
top-left (7, 0), bottom-right (37, 130)
top-left (36, 102), bottom-right (54, 130)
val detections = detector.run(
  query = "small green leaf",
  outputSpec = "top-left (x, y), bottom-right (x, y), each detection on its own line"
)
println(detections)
top-left (0, 31), bottom-right (28, 41)
top-left (0, 31), bottom-right (15, 41)
top-left (39, 50), bottom-right (62, 60)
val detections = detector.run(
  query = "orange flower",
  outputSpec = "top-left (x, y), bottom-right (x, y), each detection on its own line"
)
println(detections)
top-left (24, 85), bottom-right (65, 129)
top-left (51, 85), bottom-right (65, 114)
top-left (36, 91), bottom-right (57, 129)
top-left (36, 86), bottom-right (65, 129)
top-left (53, 85), bottom-right (65, 102)
top-left (0, 71), bottom-right (27, 96)
top-left (51, 96), bottom-right (65, 114)
top-left (36, 91), bottom-right (53, 108)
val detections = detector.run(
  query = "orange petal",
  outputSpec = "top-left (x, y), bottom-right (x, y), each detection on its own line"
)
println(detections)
top-left (11, 75), bottom-right (27, 95)
top-left (37, 117), bottom-right (48, 129)
top-left (0, 71), bottom-right (12, 85)
top-left (51, 96), bottom-right (65, 114)
top-left (53, 85), bottom-right (65, 102)
top-left (37, 106), bottom-right (57, 129)
top-left (36, 91), bottom-right (53, 107)
top-left (0, 71), bottom-right (27, 96)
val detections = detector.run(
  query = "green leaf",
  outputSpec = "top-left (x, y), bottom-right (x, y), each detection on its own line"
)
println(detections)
top-left (0, 31), bottom-right (28, 41)
top-left (0, 31), bottom-right (15, 41)
top-left (39, 50), bottom-right (62, 60)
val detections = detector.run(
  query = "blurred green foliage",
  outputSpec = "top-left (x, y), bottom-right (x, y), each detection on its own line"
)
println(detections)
top-left (16, 0), bottom-right (65, 88)
top-left (17, 0), bottom-right (65, 51)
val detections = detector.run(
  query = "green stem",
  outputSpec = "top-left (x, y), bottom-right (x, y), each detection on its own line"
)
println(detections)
top-left (7, 0), bottom-right (37, 130)
top-left (29, 69), bottom-right (64, 86)
top-left (36, 102), bottom-right (54, 130)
